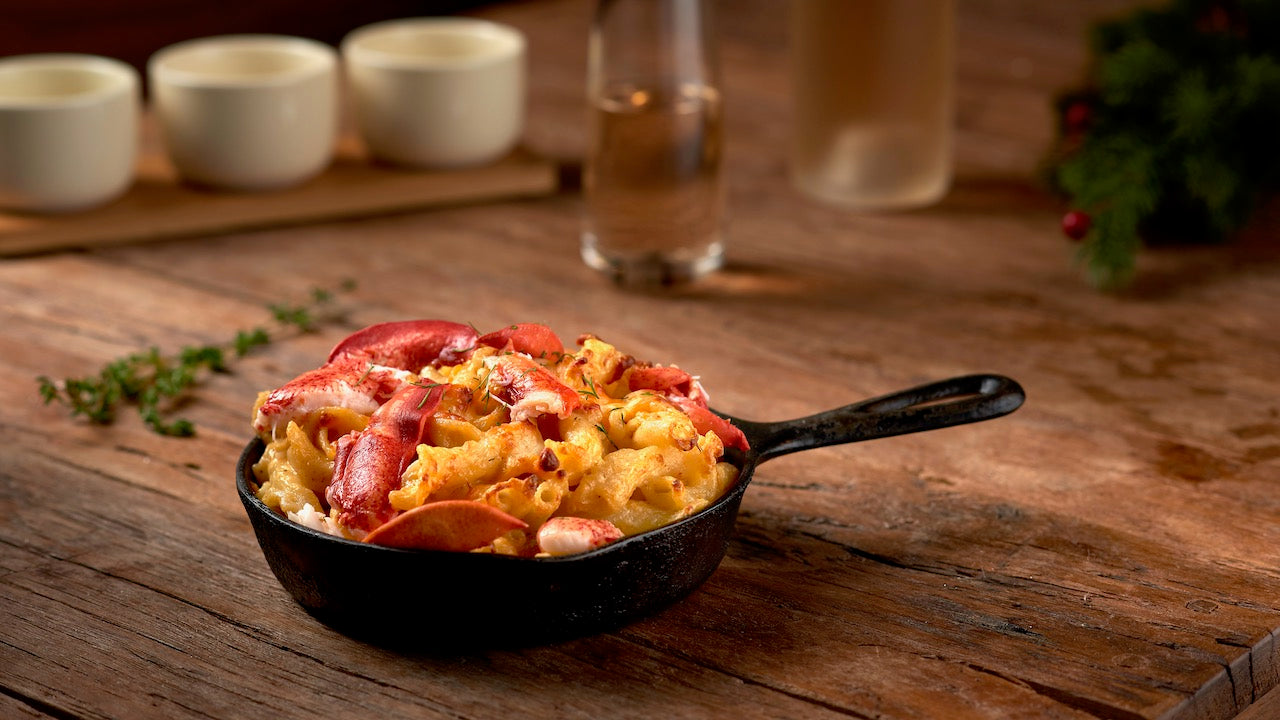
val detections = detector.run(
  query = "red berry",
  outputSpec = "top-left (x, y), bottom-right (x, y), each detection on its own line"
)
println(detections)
top-left (1061, 210), bottom-right (1092, 241)
top-left (1064, 102), bottom-right (1092, 133)
top-left (1199, 6), bottom-right (1232, 34)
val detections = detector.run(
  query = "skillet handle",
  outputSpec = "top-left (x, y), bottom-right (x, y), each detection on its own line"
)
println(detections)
top-left (730, 374), bottom-right (1024, 462)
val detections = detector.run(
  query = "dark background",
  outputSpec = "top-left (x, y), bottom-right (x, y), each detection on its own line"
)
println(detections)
top-left (0, 1), bottom-right (500, 73)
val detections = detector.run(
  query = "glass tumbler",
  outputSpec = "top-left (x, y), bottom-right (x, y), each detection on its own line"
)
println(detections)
top-left (580, 0), bottom-right (725, 286)
top-left (790, 0), bottom-right (955, 210)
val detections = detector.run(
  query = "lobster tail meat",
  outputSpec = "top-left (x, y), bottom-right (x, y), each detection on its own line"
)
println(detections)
top-left (255, 320), bottom-right (481, 436)
top-left (252, 357), bottom-right (414, 435)
top-left (486, 353), bottom-right (581, 422)
top-left (536, 517), bottom-right (624, 556)
top-left (327, 383), bottom-right (448, 532)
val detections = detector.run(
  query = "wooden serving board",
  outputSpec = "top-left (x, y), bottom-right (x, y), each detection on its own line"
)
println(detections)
top-left (0, 134), bottom-right (562, 257)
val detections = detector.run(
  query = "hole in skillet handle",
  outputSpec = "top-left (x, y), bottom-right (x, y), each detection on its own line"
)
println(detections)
top-left (720, 373), bottom-right (1025, 463)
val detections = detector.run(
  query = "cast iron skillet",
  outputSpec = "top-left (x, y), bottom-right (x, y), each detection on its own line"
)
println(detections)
top-left (236, 373), bottom-right (1024, 648)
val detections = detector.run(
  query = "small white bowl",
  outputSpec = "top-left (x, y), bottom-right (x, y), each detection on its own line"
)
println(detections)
top-left (149, 35), bottom-right (338, 191)
top-left (0, 54), bottom-right (139, 213)
top-left (342, 18), bottom-right (526, 168)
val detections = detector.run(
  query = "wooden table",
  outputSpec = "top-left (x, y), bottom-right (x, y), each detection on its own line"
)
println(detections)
top-left (3, 1), bottom-right (1278, 718)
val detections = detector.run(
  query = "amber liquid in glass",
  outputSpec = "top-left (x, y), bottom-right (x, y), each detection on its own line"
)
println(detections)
top-left (581, 82), bottom-right (725, 285)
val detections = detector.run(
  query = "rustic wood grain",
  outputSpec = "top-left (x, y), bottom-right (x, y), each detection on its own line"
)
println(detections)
top-left (1237, 685), bottom-right (1280, 720)
top-left (2, 1), bottom-right (1278, 719)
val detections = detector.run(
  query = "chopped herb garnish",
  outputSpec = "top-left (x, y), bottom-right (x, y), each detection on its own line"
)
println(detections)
top-left (233, 328), bottom-right (270, 357)
top-left (267, 303), bottom-right (315, 331)
top-left (37, 280), bottom-right (355, 437)
top-left (355, 362), bottom-right (374, 386)
top-left (594, 423), bottom-right (618, 450)
top-left (477, 366), bottom-right (495, 404)
top-left (410, 382), bottom-right (445, 409)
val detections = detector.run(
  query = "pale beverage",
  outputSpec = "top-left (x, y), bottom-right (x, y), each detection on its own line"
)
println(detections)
top-left (582, 81), bottom-right (725, 283)
top-left (791, 0), bottom-right (954, 210)
top-left (582, 0), bottom-right (724, 285)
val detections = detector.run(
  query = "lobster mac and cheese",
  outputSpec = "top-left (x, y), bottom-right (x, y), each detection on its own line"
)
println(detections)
top-left (250, 321), bottom-right (747, 557)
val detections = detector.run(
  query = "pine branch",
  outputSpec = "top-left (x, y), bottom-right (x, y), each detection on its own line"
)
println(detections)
top-left (1045, 0), bottom-right (1280, 289)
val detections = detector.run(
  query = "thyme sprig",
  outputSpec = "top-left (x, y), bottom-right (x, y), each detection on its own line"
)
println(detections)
top-left (476, 365), bottom-right (496, 405)
top-left (408, 380), bottom-right (445, 409)
top-left (594, 423), bottom-right (618, 451)
top-left (37, 281), bottom-right (355, 437)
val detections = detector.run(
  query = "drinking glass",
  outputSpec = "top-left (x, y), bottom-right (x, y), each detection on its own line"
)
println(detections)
top-left (581, 0), bottom-right (725, 286)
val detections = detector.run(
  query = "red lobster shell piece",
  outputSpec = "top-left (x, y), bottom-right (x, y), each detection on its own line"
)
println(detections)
top-left (328, 319), bottom-right (479, 368)
top-left (628, 366), bottom-right (749, 452)
top-left (477, 323), bottom-right (566, 358)
top-left (486, 353), bottom-right (582, 422)
top-left (362, 500), bottom-right (527, 552)
top-left (628, 366), bottom-right (704, 401)
top-left (327, 383), bottom-right (448, 533)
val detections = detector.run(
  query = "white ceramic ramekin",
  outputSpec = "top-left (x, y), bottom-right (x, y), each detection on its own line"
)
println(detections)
top-left (0, 54), bottom-right (139, 213)
top-left (149, 35), bottom-right (338, 191)
top-left (342, 18), bottom-right (526, 168)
